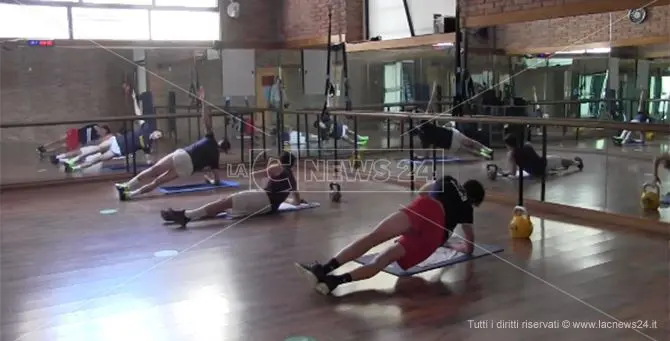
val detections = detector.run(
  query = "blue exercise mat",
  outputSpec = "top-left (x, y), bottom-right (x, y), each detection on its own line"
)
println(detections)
top-left (400, 156), bottom-right (462, 164)
top-left (158, 180), bottom-right (240, 194)
top-left (103, 163), bottom-right (151, 171)
top-left (356, 243), bottom-right (503, 276)
top-left (216, 202), bottom-right (320, 219)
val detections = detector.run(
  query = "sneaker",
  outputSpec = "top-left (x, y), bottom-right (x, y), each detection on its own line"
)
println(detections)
top-left (575, 157), bottom-right (584, 171)
top-left (115, 184), bottom-right (129, 201)
top-left (161, 208), bottom-right (190, 228)
top-left (294, 262), bottom-right (327, 289)
top-left (315, 275), bottom-right (340, 295)
top-left (63, 162), bottom-right (75, 173)
top-left (49, 155), bottom-right (59, 165)
top-left (37, 146), bottom-right (46, 156)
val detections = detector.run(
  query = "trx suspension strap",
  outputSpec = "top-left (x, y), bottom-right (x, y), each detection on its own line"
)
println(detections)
top-left (189, 54), bottom-right (202, 111)
top-left (318, 7), bottom-right (334, 129)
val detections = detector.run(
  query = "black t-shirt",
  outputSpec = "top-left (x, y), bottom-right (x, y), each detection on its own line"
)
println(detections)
top-left (116, 123), bottom-right (153, 155)
top-left (420, 125), bottom-right (453, 150)
top-left (513, 144), bottom-right (545, 176)
top-left (183, 133), bottom-right (220, 172)
top-left (78, 124), bottom-right (100, 143)
top-left (431, 176), bottom-right (474, 241)
top-left (264, 167), bottom-right (297, 212)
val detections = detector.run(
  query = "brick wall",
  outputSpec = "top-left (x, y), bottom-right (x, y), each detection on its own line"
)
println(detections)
top-left (220, 0), bottom-right (283, 44)
top-left (281, 0), bottom-right (364, 42)
top-left (496, 5), bottom-right (670, 50)
top-left (462, 0), bottom-right (590, 17)
top-left (0, 48), bottom-right (133, 143)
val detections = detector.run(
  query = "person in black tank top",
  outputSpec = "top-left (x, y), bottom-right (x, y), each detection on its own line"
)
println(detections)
top-left (413, 120), bottom-right (493, 160)
top-left (114, 87), bottom-right (224, 201)
top-left (161, 152), bottom-right (306, 228)
top-left (503, 134), bottom-right (584, 178)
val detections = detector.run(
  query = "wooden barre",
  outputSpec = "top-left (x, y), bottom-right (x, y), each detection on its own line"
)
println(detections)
top-left (1, 110), bottom-right (669, 133)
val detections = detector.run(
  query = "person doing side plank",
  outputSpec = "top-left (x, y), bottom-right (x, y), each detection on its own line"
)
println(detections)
top-left (49, 126), bottom-right (113, 165)
top-left (115, 91), bottom-right (222, 201)
top-left (62, 123), bottom-right (163, 173)
top-left (38, 124), bottom-right (111, 158)
top-left (503, 134), bottom-right (583, 177)
top-left (160, 151), bottom-right (302, 228)
top-left (414, 121), bottom-right (493, 160)
top-left (296, 176), bottom-right (485, 295)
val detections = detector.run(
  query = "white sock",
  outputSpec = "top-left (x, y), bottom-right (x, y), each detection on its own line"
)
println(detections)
top-left (185, 208), bottom-right (207, 220)
top-left (127, 189), bottom-right (140, 198)
top-left (56, 153), bottom-right (67, 160)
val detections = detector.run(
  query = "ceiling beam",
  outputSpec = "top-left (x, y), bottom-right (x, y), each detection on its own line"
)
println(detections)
top-left (464, 0), bottom-right (670, 28)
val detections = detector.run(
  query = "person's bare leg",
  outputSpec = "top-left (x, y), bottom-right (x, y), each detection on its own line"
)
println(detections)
top-left (346, 243), bottom-right (406, 281)
top-left (295, 211), bottom-right (410, 293)
top-left (41, 135), bottom-right (67, 151)
top-left (77, 150), bottom-right (114, 170)
top-left (57, 149), bottom-right (82, 160)
top-left (128, 169), bottom-right (178, 198)
top-left (121, 153), bottom-right (174, 191)
top-left (462, 136), bottom-right (492, 153)
top-left (184, 195), bottom-right (234, 220)
top-left (329, 211), bottom-right (410, 269)
top-left (70, 142), bottom-right (107, 165)
top-left (461, 137), bottom-right (493, 159)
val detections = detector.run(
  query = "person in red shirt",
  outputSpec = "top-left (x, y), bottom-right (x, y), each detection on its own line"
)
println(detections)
top-left (295, 176), bottom-right (485, 295)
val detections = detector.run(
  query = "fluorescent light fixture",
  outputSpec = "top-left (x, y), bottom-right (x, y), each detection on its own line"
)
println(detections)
top-left (586, 47), bottom-right (611, 53)
top-left (554, 47), bottom-right (611, 55)
top-left (555, 49), bottom-right (585, 54)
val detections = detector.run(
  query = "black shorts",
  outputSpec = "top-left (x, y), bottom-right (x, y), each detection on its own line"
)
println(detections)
top-left (77, 126), bottom-right (98, 145)
top-left (420, 126), bottom-right (453, 150)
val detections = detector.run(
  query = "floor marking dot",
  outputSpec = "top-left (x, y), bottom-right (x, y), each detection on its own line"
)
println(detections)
top-left (154, 250), bottom-right (179, 258)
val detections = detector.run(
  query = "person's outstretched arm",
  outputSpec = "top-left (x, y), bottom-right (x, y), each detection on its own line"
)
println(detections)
top-left (198, 87), bottom-right (213, 136)
top-left (447, 223), bottom-right (475, 254)
top-left (653, 152), bottom-right (670, 183)
top-left (506, 150), bottom-right (518, 177)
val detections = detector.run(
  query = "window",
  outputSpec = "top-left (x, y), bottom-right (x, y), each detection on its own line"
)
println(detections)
top-left (150, 10), bottom-right (219, 41)
top-left (368, 0), bottom-right (411, 40)
top-left (155, 0), bottom-right (217, 8)
top-left (83, 0), bottom-right (152, 5)
top-left (0, 4), bottom-right (70, 39)
top-left (71, 8), bottom-right (150, 40)
top-left (384, 62), bottom-right (403, 111)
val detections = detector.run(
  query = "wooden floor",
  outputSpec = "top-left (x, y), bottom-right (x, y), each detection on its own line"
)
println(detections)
top-left (0, 175), bottom-right (667, 341)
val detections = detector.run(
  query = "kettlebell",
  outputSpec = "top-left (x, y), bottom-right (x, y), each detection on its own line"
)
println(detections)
top-left (329, 182), bottom-right (341, 203)
top-left (486, 163), bottom-right (499, 180)
top-left (509, 206), bottom-right (533, 239)
top-left (640, 182), bottom-right (660, 211)
top-left (219, 138), bottom-right (231, 153)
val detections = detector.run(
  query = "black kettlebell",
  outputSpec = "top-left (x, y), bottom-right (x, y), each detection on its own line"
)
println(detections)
top-left (219, 138), bottom-right (231, 153)
top-left (329, 182), bottom-right (341, 203)
top-left (486, 163), bottom-right (499, 180)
